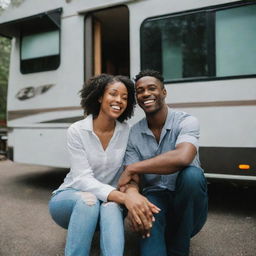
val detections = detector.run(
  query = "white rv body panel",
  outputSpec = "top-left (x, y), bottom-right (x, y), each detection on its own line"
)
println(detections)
top-left (0, 0), bottom-right (136, 22)
top-left (165, 79), bottom-right (256, 147)
top-left (13, 128), bottom-right (69, 168)
top-left (0, 0), bottom-right (255, 179)
top-left (7, 16), bottom-right (84, 122)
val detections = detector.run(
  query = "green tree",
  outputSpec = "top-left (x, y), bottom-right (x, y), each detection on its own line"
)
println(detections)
top-left (0, 36), bottom-right (11, 124)
top-left (0, 0), bottom-right (27, 126)
top-left (0, 0), bottom-right (25, 12)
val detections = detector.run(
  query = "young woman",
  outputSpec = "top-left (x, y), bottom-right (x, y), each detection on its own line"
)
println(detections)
top-left (49, 74), bottom-right (159, 256)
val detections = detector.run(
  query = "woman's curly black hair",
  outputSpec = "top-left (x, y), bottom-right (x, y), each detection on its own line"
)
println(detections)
top-left (80, 74), bottom-right (136, 122)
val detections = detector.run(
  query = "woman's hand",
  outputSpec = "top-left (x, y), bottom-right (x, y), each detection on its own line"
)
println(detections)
top-left (123, 187), bottom-right (160, 237)
top-left (126, 211), bottom-right (152, 238)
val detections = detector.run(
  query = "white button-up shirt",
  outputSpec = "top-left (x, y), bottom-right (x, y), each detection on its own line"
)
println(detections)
top-left (55, 115), bottom-right (130, 202)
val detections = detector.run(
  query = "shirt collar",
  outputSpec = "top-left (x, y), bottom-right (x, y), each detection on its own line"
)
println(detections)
top-left (80, 114), bottom-right (93, 131)
top-left (141, 107), bottom-right (174, 135)
top-left (163, 107), bottom-right (174, 130)
top-left (80, 114), bottom-right (123, 132)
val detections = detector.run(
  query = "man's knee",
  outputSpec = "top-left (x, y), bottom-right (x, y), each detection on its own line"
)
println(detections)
top-left (176, 166), bottom-right (207, 195)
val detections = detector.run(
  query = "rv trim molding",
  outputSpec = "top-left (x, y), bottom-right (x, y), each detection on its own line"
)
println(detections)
top-left (8, 106), bottom-right (82, 120)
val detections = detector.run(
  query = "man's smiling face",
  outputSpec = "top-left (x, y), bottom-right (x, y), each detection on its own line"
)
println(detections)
top-left (135, 76), bottom-right (167, 115)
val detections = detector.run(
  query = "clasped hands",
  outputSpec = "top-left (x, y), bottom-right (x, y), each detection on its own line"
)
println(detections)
top-left (118, 166), bottom-right (160, 238)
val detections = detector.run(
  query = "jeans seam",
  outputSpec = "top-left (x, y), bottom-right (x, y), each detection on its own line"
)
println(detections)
top-left (100, 215), bottom-right (108, 256)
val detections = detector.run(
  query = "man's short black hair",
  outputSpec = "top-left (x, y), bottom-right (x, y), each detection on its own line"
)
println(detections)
top-left (134, 70), bottom-right (164, 86)
top-left (80, 74), bottom-right (135, 122)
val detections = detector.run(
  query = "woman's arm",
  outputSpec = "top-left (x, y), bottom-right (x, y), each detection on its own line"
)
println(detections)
top-left (66, 125), bottom-right (117, 202)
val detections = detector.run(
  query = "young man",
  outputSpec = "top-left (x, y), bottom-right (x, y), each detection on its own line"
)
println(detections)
top-left (118, 70), bottom-right (208, 256)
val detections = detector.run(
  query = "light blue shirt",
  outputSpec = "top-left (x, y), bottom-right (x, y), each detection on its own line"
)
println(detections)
top-left (124, 108), bottom-right (202, 192)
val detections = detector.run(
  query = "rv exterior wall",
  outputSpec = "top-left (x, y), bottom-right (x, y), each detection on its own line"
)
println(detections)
top-left (1, 0), bottom-right (255, 177)
top-left (7, 15), bottom-right (84, 128)
top-left (0, 0), bottom-right (136, 23)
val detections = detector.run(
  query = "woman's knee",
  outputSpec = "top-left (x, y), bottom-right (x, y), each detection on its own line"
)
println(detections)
top-left (48, 196), bottom-right (72, 229)
top-left (101, 201), bottom-right (119, 208)
top-left (49, 191), bottom-right (100, 228)
top-left (76, 191), bottom-right (99, 206)
top-left (100, 202), bottom-right (124, 228)
top-left (73, 192), bottom-right (101, 219)
top-left (100, 201), bottom-right (123, 216)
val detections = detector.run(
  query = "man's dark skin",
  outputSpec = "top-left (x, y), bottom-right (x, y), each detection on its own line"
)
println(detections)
top-left (119, 75), bottom-right (197, 235)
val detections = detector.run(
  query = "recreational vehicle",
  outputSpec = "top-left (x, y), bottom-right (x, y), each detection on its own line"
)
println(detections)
top-left (0, 0), bottom-right (255, 181)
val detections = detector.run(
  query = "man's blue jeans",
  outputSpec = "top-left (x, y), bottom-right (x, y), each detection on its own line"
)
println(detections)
top-left (48, 188), bottom-right (124, 256)
top-left (141, 166), bottom-right (208, 256)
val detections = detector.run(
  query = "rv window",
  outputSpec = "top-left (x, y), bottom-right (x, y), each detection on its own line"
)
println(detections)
top-left (21, 30), bottom-right (59, 60)
top-left (20, 29), bottom-right (60, 73)
top-left (215, 5), bottom-right (256, 77)
top-left (141, 13), bottom-right (208, 81)
top-left (141, 2), bottom-right (256, 82)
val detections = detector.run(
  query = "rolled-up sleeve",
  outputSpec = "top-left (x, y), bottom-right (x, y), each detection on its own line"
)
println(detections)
top-left (175, 116), bottom-right (200, 151)
top-left (67, 126), bottom-right (116, 202)
top-left (123, 130), bottom-right (140, 166)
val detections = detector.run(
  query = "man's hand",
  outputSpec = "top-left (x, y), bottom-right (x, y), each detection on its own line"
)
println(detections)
top-left (118, 169), bottom-right (132, 188)
top-left (118, 164), bottom-right (138, 188)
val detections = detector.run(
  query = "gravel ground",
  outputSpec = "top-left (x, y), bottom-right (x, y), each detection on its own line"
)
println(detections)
top-left (0, 159), bottom-right (255, 256)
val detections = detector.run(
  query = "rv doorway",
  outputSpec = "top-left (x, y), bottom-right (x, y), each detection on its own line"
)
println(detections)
top-left (85, 6), bottom-right (130, 79)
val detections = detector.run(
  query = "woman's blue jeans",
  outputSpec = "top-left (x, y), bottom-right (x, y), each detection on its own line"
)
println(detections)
top-left (48, 188), bottom-right (124, 256)
top-left (140, 166), bottom-right (208, 256)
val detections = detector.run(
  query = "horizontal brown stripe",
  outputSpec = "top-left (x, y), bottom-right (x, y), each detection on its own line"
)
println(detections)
top-left (40, 116), bottom-right (83, 124)
top-left (168, 100), bottom-right (256, 108)
top-left (8, 106), bottom-right (82, 120)
top-left (7, 99), bottom-right (256, 120)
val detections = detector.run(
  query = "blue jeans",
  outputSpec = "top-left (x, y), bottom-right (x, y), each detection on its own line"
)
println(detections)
top-left (140, 166), bottom-right (208, 256)
top-left (48, 188), bottom-right (124, 256)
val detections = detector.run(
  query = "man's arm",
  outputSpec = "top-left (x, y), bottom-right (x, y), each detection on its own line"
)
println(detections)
top-left (118, 142), bottom-right (197, 187)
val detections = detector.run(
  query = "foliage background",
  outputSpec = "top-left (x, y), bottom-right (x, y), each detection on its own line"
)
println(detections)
top-left (0, 0), bottom-right (20, 125)
top-left (0, 36), bottom-right (11, 123)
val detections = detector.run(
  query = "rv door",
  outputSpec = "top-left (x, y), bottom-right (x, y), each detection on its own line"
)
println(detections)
top-left (84, 6), bottom-right (130, 80)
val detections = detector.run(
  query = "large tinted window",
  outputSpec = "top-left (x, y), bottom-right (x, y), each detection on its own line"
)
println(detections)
top-left (141, 2), bottom-right (256, 82)
top-left (141, 13), bottom-right (208, 81)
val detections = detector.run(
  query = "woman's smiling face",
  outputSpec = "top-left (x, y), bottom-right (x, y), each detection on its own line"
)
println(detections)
top-left (98, 81), bottom-right (128, 120)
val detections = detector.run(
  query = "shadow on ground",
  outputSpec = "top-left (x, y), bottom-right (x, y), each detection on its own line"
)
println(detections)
top-left (208, 181), bottom-right (256, 214)
top-left (12, 168), bottom-right (68, 191)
